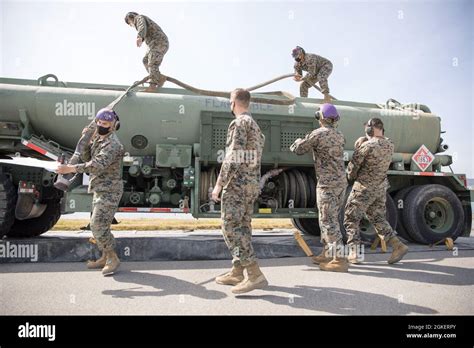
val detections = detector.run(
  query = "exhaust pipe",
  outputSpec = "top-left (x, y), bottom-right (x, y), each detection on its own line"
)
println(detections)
top-left (438, 143), bottom-right (449, 152)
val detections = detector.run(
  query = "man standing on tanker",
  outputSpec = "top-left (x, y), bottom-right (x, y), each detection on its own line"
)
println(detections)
top-left (125, 12), bottom-right (169, 92)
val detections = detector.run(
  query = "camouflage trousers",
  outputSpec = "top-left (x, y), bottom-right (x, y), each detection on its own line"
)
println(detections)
top-left (300, 63), bottom-right (333, 97)
top-left (343, 183), bottom-right (395, 245)
top-left (317, 185), bottom-right (346, 247)
top-left (221, 183), bottom-right (258, 267)
top-left (90, 189), bottom-right (122, 251)
top-left (143, 40), bottom-right (169, 85)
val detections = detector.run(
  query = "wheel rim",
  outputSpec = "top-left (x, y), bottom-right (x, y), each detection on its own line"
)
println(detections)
top-left (423, 198), bottom-right (454, 234)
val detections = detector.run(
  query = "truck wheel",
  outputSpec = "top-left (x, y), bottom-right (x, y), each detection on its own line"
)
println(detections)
top-left (0, 174), bottom-right (17, 238)
top-left (339, 186), bottom-right (398, 242)
top-left (402, 184), bottom-right (464, 244)
top-left (393, 187), bottom-right (417, 242)
top-left (291, 218), bottom-right (321, 236)
top-left (306, 173), bottom-right (316, 208)
top-left (7, 199), bottom-right (61, 238)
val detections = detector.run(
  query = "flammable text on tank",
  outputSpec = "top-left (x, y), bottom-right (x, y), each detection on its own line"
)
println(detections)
top-left (203, 98), bottom-right (275, 112)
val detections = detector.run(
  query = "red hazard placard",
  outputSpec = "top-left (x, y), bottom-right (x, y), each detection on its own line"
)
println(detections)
top-left (412, 145), bottom-right (435, 171)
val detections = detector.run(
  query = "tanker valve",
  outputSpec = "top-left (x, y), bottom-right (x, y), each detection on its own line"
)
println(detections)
top-left (141, 165), bottom-right (153, 178)
top-left (129, 192), bottom-right (142, 205)
top-left (147, 178), bottom-right (162, 206)
top-left (128, 165), bottom-right (141, 177)
top-left (166, 179), bottom-right (177, 189)
top-left (148, 193), bottom-right (161, 206)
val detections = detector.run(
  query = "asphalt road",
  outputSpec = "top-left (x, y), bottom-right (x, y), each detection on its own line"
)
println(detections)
top-left (1, 248), bottom-right (473, 315)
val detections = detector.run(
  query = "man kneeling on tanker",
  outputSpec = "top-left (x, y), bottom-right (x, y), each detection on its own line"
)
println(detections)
top-left (56, 108), bottom-right (125, 276)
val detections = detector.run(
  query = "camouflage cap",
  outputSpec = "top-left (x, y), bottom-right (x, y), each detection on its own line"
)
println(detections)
top-left (365, 118), bottom-right (384, 130)
top-left (292, 46), bottom-right (305, 58)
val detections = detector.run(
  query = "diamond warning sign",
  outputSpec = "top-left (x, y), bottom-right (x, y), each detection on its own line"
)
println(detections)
top-left (412, 145), bottom-right (435, 171)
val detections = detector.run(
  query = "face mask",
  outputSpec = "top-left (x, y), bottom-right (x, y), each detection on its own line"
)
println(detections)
top-left (98, 126), bottom-right (111, 135)
top-left (295, 57), bottom-right (302, 62)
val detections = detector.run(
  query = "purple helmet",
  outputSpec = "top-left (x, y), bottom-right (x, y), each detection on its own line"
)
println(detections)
top-left (95, 108), bottom-right (118, 122)
top-left (315, 103), bottom-right (340, 121)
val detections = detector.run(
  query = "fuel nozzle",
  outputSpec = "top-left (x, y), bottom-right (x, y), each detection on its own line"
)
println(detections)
top-left (54, 153), bottom-right (76, 192)
top-left (58, 153), bottom-right (66, 165)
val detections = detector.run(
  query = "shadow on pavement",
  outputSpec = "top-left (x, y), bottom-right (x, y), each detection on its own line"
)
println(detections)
top-left (102, 270), bottom-right (227, 300)
top-left (236, 285), bottom-right (438, 315)
top-left (344, 253), bottom-right (474, 286)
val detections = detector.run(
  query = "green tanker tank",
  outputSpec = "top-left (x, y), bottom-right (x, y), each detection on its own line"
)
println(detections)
top-left (0, 74), bottom-right (471, 245)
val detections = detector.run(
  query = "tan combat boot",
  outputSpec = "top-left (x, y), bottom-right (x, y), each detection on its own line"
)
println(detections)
top-left (347, 244), bottom-right (362, 264)
top-left (215, 263), bottom-right (244, 286)
top-left (143, 83), bottom-right (158, 93)
top-left (86, 251), bottom-right (106, 269)
top-left (156, 74), bottom-right (167, 88)
top-left (231, 262), bottom-right (268, 294)
top-left (319, 257), bottom-right (349, 272)
top-left (387, 236), bottom-right (409, 264)
top-left (102, 250), bottom-right (120, 276)
top-left (311, 246), bottom-right (331, 265)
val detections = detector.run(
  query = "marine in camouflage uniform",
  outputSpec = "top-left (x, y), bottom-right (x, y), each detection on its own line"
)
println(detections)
top-left (344, 118), bottom-right (408, 264)
top-left (126, 12), bottom-right (169, 87)
top-left (290, 103), bottom-right (348, 272)
top-left (57, 108), bottom-right (125, 275)
top-left (213, 88), bottom-right (267, 294)
top-left (76, 131), bottom-right (124, 253)
top-left (293, 46), bottom-right (333, 99)
top-left (219, 114), bottom-right (264, 268)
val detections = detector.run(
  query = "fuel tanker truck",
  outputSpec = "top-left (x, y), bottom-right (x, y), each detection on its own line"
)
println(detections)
top-left (0, 73), bottom-right (472, 245)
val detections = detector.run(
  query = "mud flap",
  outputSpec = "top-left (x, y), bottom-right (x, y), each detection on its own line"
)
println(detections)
top-left (15, 181), bottom-right (47, 220)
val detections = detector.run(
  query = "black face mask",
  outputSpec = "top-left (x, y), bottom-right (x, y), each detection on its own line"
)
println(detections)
top-left (98, 126), bottom-right (111, 135)
top-left (295, 57), bottom-right (302, 62)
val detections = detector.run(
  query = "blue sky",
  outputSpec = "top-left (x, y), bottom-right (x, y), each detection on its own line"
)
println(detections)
top-left (1, 0), bottom-right (473, 176)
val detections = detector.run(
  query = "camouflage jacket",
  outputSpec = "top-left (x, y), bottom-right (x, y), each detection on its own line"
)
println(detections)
top-left (219, 112), bottom-right (265, 189)
top-left (76, 132), bottom-right (125, 193)
top-left (294, 53), bottom-right (332, 80)
top-left (291, 124), bottom-right (347, 188)
top-left (135, 14), bottom-right (169, 47)
top-left (347, 136), bottom-right (394, 189)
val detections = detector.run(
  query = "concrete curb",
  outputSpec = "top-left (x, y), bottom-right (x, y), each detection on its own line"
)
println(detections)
top-left (1, 230), bottom-right (473, 263)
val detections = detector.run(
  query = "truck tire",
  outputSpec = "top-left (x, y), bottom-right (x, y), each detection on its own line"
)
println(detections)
top-left (393, 187), bottom-right (417, 242)
top-left (7, 199), bottom-right (61, 238)
top-left (339, 186), bottom-right (397, 242)
top-left (402, 184), bottom-right (464, 244)
top-left (291, 218), bottom-right (321, 236)
top-left (0, 174), bottom-right (17, 238)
